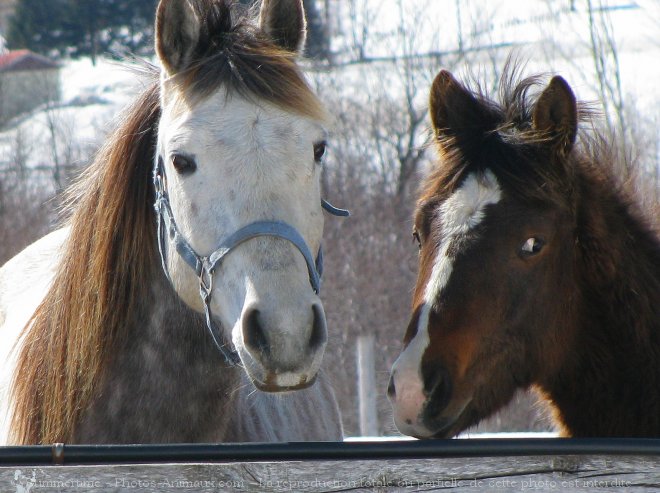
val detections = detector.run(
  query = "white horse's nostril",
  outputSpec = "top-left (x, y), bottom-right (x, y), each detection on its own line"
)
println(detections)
top-left (309, 303), bottom-right (327, 350)
top-left (240, 300), bottom-right (327, 376)
top-left (242, 307), bottom-right (269, 358)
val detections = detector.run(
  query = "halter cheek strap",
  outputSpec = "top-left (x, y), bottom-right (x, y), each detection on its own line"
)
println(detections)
top-left (153, 159), bottom-right (348, 366)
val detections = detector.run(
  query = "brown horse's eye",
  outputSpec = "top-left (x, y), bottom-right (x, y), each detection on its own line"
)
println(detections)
top-left (171, 153), bottom-right (197, 175)
top-left (313, 141), bottom-right (327, 163)
top-left (520, 237), bottom-right (545, 257)
top-left (412, 231), bottom-right (422, 250)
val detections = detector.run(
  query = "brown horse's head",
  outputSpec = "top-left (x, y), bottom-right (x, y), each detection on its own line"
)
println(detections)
top-left (388, 69), bottom-right (584, 438)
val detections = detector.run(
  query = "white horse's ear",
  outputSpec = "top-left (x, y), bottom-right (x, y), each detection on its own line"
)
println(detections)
top-left (259, 0), bottom-right (307, 54)
top-left (155, 0), bottom-right (202, 76)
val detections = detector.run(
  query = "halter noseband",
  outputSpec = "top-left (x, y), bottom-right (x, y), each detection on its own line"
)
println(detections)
top-left (153, 158), bottom-right (348, 366)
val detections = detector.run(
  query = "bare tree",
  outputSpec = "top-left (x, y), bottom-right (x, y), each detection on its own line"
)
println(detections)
top-left (584, 0), bottom-right (636, 180)
top-left (0, 128), bottom-right (55, 265)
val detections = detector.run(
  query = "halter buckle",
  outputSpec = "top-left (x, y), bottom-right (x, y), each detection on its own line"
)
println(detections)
top-left (199, 265), bottom-right (214, 300)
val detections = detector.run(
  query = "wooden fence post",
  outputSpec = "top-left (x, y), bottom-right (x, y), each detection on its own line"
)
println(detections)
top-left (357, 333), bottom-right (378, 437)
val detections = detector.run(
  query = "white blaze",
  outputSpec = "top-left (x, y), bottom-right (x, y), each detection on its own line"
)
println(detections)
top-left (422, 170), bottom-right (502, 308)
top-left (389, 170), bottom-right (502, 437)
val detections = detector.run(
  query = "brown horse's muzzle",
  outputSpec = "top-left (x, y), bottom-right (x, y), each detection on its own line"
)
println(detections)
top-left (388, 362), bottom-right (459, 438)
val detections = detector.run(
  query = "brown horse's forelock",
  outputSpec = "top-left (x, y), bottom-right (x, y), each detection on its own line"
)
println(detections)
top-left (419, 68), bottom-right (598, 214)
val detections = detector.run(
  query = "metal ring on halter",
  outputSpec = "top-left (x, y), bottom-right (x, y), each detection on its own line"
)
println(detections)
top-left (153, 158), bottom-right (348, 366)
top-left (198, 269), bottom-right (240, 365)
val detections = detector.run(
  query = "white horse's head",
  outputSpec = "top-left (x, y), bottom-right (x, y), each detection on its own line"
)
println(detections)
top-left (154, 0), bottom-right (332, 391)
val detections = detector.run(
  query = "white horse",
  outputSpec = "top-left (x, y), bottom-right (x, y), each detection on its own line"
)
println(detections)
top-left (0, 0), bottom-right (344, 444)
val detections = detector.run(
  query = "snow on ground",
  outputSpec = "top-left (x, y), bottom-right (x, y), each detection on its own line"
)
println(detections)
top-left (0, 58), bottom-right (151, 172)
top-left (59, 58), bottom-right (145, 106)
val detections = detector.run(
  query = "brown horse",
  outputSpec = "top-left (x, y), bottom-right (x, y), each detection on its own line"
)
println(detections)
top-left (387, 67), bottom-right (660, 438)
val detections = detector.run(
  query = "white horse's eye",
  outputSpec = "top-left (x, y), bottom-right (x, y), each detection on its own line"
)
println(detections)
top-left (313, 141), bottom-right (327, 163)
top-left (171, 154), bottom-right (197, 175)
top-left (520, 237), bottom-right (545, 257)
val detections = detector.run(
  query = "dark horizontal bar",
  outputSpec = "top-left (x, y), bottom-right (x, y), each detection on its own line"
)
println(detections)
top-left (1, 439), bottom-right (660, 466)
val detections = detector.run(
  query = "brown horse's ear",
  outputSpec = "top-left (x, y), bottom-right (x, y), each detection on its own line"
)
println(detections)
top-left (429, 70), bottom-right (496, 151)
top-left (259, 0), bottom-right (307, 54)
top-left (155, 0), bottom-right (202, 76)
top-left (533, 76), bottom-right (578, 154)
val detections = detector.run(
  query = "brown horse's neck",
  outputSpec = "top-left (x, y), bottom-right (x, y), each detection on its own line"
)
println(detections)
top-left (543, 164), bottom-right (660, 437)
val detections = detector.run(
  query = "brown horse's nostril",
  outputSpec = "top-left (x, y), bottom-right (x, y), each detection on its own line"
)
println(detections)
top-left (387, 374), bottom-right (396, 398)
top-left (242, 308), bottom-right (270, 357)
top-left (423, 366), bottom-right (452, 418)
top-left (309, 303), bottom-right (327, 350)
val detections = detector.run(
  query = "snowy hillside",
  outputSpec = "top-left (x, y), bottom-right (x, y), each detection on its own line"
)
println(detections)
top-left (0, 58), bottom-right (148, 176)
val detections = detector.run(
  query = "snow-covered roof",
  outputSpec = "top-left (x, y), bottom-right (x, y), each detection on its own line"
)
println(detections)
top-left (0, 49), bottom-right (59, 73)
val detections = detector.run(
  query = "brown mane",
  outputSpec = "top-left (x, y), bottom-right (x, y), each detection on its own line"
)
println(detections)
top-left (415, 63), bottom-right (658, 237)
top-left (10, 1), bottom-right (327, 444)
top-left (10, 79), bottom-right (161, 444)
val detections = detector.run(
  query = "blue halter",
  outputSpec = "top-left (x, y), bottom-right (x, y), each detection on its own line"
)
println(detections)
top-left (153, 158), bottom-right (348, 365)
